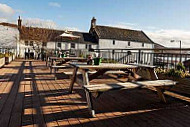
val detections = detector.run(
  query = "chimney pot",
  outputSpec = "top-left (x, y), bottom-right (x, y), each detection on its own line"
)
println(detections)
top-left (18, 16), bottom-right (22, 30)
top-left (91, 17), bottom-right (96, 29)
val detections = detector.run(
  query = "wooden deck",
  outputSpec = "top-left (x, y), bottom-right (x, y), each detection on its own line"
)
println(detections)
top-left (0, 59), bottom-right (190, 127)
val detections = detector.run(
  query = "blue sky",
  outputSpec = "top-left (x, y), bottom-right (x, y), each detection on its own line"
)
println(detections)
top-left (0, 0), bottom-right (190, 47)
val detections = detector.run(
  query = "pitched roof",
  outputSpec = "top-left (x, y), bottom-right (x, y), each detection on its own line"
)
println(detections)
top-left (0, 22), bottom-right (97, 44)
top-left (72, 32), bottom-right (98, 44)
top-left (0, 22), bottom-right (18, 28)
top-left (154, 43), bottom-right (166, 49)
top-left (94, 25), bottom-right (154, 43)
top-left (20, 26), bottom-right (64, 42)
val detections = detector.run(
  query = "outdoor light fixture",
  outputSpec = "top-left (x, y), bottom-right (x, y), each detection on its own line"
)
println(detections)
top-left (171, 40), bottom-right (182, 62)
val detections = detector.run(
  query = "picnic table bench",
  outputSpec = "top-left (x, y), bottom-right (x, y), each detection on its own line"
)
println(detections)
top-left (68, 63), bottom-right (176, 117)
top-left (49, 57), bottom-right (86, 80)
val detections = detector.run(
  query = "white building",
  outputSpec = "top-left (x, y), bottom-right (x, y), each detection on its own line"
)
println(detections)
top-left (0, 17), bottom-right (98, 58)
top-left (0, 17), bottom-right (154, 60)
top-left (89, 17), bottom-right (154, 50)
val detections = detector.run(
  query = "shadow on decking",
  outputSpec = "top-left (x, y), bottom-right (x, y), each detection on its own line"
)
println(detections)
top-left (0, 60), bottom-right (190, 127)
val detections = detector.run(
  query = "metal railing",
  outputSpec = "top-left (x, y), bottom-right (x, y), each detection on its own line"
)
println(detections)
top-left (70, 48), bottom-right (190, 71)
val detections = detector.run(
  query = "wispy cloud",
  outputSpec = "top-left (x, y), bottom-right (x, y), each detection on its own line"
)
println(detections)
top-left (146, 29), bottom-right (190, 48)
top-left (23, 18), bottom-right (58, 29)
top-left (22, 18), bottom-right (81, 31)
top-left (107, 22), bottom-right (138, 30)
top-left (0, 3), bottom-right (15, 18)
top-left (48, 2), bottom-right (61, 8)
top-left (0, 3), bottom-right (23, 22)
top-left (108, 22), bottom-right (190, 48)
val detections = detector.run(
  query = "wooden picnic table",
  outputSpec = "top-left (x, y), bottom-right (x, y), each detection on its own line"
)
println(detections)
top-left (48, 57), bottom-right (87, 80)
top-left (68, 63), bottom-right (176, 117)
top-left (69, 63), bottom-right (157, 93)
top-left (48, 57), bottom-right (86, 66)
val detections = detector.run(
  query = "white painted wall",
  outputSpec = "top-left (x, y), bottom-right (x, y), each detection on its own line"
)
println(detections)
top-left (47, 42), bottom-right (98, 50)
top-left (99, 39), bottom-right (153, 51)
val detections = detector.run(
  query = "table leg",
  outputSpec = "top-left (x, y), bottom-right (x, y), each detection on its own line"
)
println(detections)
top-left (88, 69), bottom-right (108, 81)
top-left (156, 87), bottom-right (166, 103)
top-left (148, 68), bottom-right (158, 80)
top-left (82, 69), bottom-right (96, 117)
top-left (85, 90), bottom-right (95, 117)
top-left (54, 68), bottom-right (57, 80)
top-left (69, 67), bottom-right (78, 93)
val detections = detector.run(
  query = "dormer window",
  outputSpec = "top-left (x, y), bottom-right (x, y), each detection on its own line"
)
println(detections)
top-left (25, 41), bottom-right (28, 46)
top-left (71, 43), bottom-right (75, 49)
top-left (128, 41), bottom-right (131, 46)
top-left (30, 41), bottom-right (33, 46)
top-left (42, 42), bottom-right (47, 47)
top-left (58, 42), bottom-right (61, 48)
top-left (142, 43), bottom-right (145, 47)
top-left (113, 40), bottom-right (115, 45)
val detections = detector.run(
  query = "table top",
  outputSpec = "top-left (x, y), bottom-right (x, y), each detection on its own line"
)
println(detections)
top-left (49, 57), bottom-right (86, 60)
top-left (70, 63), bottom-right (138, 70)
top-left (128, 63), bottom-right (156, 68)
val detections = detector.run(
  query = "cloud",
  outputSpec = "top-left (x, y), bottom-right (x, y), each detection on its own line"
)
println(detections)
top-left (48, 2), bottom-right (61, 8)
top-left (23, 18), bottom-right (58, 29)
top-left (22, 18), bottom-right (81, 31)
top-left (146, 29), bottom-right (190, 48)
top-left (65, 27), bottom-right (81, 31)
top-left (108, 22), bottom-right (138, 30)
top-left (0, 3), bottom-right (15, 18)
top-left (108, 22), bottom-right (190, 48)
top-left (0, 3), bottom-right (23, 22)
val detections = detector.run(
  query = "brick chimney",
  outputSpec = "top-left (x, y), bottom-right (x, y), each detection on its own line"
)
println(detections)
top-left (91, 17), bottom-right (96, 29)
top-left (18, 16), bottom-right (22, 30)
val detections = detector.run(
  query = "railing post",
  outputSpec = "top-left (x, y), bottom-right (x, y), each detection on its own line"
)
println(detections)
top-left (112, 50), bottom-right (115, 61)
top-left (138, 49), bottom-right (141, 64)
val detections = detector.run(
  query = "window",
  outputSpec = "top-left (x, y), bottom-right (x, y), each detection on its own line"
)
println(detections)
top-left (85, 44), bottom-right (88, 49)
top-left (30, 41), bottom-right (33, 46)
top-left (42, 42), bottom-right (47, 47)
top-left (89, 45), bottom-right (92, 49)
top-left (128, 41), bottom-right (131, 46)
top-left (57, 43), bottom-right (61, 48)
top-left (25, 41), bottom-right (28, 46)
top-left (113, 40), bottom-right (115, 45)
top-left (142, 43), bottom-right (145, 47)
top-left (71, 43), bottom-right (75, 48)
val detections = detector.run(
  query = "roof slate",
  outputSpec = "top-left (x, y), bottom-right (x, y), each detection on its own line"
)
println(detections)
top-left (94, 25), bottom-right (154, 43)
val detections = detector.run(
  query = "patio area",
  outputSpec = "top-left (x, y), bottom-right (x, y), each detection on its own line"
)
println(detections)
top-left (0, 59), bottom-right (190, 127)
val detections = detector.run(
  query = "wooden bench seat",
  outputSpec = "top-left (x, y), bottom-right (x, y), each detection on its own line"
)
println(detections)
top-left (50, 65), bottom-right (71, 80)
top-left (83, 80), bottom-right (176, 117)
top-left (64, 70), bottom-right (127, 76)
top-left (84, 80), bottom-right (176, 92)
top-left (127, 63), bottom-right (156, 68)
top-left (50, 65), bottom-right (68, 73)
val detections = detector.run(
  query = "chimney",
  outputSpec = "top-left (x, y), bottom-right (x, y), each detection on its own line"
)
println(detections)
top-left (91, 17), bottom-right (96, 29)
top-left (18, 16), bottom-right (22, 30)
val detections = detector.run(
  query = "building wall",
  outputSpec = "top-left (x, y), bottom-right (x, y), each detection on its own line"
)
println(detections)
top-left (18, 40), bottom-right (43, 58)
top-left (47, 42), bottom-right (98, 50)
top-left (98, 39), bottom-right (153, 50)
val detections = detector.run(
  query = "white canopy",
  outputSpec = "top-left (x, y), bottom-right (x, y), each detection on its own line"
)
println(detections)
top-left (60, 33), bottom-right (80, 39)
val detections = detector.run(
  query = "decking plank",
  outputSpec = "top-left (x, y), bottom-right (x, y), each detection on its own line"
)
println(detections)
top-left (0, 60), bottom-right (189, 127)
top-left (0, 61), bottom-right (25, 126)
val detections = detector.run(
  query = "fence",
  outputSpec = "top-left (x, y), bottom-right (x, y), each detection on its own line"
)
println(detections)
top-left (70, 48), bottom-right (190, 71)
